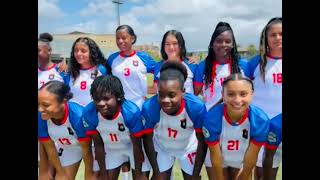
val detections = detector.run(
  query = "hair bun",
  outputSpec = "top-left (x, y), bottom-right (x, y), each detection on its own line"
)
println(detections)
top-left (39, 33), bottom-right (53, 42)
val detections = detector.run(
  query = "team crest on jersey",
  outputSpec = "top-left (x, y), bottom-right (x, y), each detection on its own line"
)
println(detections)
top-left (58, 148), bottom-right (64, 156)
top-left (49, 74), bottom-right (55, 80)
top-left (82, 118), bottom-right (89, 128)
top-left (133, 60), bottom-right (139, 67)
top-left (141, 117), bottom-right (146, 126)
top-left (67, 127), bottom-right (74, 135)
top-left (118, 123), bottom-right (125, 132)
top-left (268, 132), bottom-right (277, 143)
top-left (202, 127), bottom-right (210, 138)
top-left (91, 73), bottom-right (96, 79)
top-left (180, 118), bottom-right (187, 129)
top-left (242, 129), bottom-right (248, 139)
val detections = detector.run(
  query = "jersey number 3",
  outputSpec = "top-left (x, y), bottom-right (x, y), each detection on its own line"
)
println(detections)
top-left (124, 68), bottom-right (130, 77)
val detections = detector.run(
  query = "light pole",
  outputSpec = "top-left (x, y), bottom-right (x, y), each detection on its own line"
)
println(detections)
top-left (112, 0), bottom-right (123, 26)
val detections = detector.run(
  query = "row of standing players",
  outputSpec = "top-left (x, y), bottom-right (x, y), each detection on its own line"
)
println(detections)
top-left (38, 17), bottom-right (282, 180)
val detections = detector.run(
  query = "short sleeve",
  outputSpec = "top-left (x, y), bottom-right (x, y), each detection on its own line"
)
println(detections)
top-left (245, 55), bottom-right (261, 79)
top-left (97, 64), bottom-right (108, 75)
top-left (136, 51), bottom-right (156, 73)
top-left (82, 102), bottom-right (99, 136)
top-left (202, 104), bottom-right (224, 147)
top-left (141, 95), bottom-right (161, 134)
top-left (68, 102), bottom-right (90, 142)
top-left (184, 93), bottom-right (207, 132)
top-left (183, 59), bottom-right (197, 75)
top-left (121, 100), bottom-right (145, 137)
top-left (266, 113), bottom-right (282, 150)
top-left (107, 52), bottom-right (119, 67)
top-left (238, 58), bottom-right (249, 77)
top-left (38, 112), bottom-right (50, 142)
top-left (249, 105), bottom-right (270, 146)
top-left (193, 60), bottom-right (205, 86)
top-left (153, 61), bottom-right (163, 82)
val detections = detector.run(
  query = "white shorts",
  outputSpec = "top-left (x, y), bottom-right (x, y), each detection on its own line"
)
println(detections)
top-left (256, 143), bottom-right (282, 168)
top-left (93, 148), bottom-right (151, 172)
top-left (204, 149), bottom-right (212, 167)
top-left (56, 145), bottom-right (82, 167)
top-left (154, 142), bottom-right (197, 175)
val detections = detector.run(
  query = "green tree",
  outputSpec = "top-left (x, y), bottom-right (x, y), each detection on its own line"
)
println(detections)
top-left (247, 44), bottom-right (258, 58)
top-left (199, 51), bottom-right (206, 61)
top-left (145, 50), bottom-right (161, 62)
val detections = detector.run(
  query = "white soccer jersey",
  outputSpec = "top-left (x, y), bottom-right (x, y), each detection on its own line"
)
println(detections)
top-left (203, 104), bottom-right (269, 169)
top-left (220, 113), bottom-right (251, 168)
top-left (108, 51), bottom-right (156, 109)
top-left (142, 94), bottom-right (205, 154)
top-left (38, 102), bottom-right (89, 166)
top-left (153, 59), bottom-right (197, 94)
top-left (154, 108), bottom-right (198, 153)
top-left (38, 64), bottom-right (63, 89)
top-left (68, 66), bottom-right (103, 106)
top-left (96, 112), bottom-right (132, 150)
top-left (252, 57), bottom-right (282, 118)
top-left (202, 63), bottom-right (230, 110)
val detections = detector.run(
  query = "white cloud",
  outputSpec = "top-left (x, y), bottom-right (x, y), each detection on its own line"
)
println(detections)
top-left (80, 1), bottom-right (115, 16)
top-left (38, 0), bottom-right (65, 19)
top-left (54, 21), bottom-right (98, 34)
top-left (130, 0), bottom-right (143, 3)
top-left (39, 0), bottom-right (282, 51)
top-left (120, 0), bottom-right (282, 51)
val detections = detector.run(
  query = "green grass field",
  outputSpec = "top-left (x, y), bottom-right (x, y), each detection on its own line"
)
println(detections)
top-left (75, 161), bottom-right (282, 179)
top-left (75, 74), bottom-right (282, 179)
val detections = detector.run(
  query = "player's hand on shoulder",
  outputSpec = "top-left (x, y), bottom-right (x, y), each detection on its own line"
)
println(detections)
top-left (58, 61), bottom-right (69, 73)
top-left (187, 56), bottom-right (199, 64)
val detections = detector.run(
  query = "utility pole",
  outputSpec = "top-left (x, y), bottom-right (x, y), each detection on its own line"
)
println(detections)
top-left (112, 0), bottom-right (123, 26)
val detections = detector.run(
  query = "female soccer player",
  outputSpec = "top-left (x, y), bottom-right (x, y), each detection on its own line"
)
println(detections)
top-left (142, 61), bottom-right (207, 180)
top-left (202, 73), bottom-right (269, 180)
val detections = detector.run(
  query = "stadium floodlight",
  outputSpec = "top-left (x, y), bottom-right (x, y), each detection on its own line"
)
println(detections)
top-left (112, 0), bottom-right (123, 26)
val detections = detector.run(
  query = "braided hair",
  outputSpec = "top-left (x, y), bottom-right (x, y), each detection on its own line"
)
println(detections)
top-left (90, 75), bottom-right (125, 105)
top-left (259, 17), bottom-right (282, 82)
top-left (204, 22), bottom-right (240, 88)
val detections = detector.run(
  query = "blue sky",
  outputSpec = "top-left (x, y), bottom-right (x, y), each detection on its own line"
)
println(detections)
top-left (38, 0), bottom-right (282, 51)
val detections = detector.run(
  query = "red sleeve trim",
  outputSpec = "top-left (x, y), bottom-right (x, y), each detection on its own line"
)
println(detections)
top-left (193, 82), bottom-right (203, 86)
top-left (250, 139), bottom-right (265, 147)
top-left (205, 140), bottom-right (219, 147)
top-left (266, 144), bottom-right (278, 150)
top-left (140, 128), bottom-right (154, 135)
top-left (85, 130), bottom-right (99, 136)
top-left (39, 137), bottom-right (51, 142)
top-left (132, 131), bottom-right (145, 138)
top-left (78, 137), bottom-right (91, 142)
top-left (195, 128), bottom-right (202, 133)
